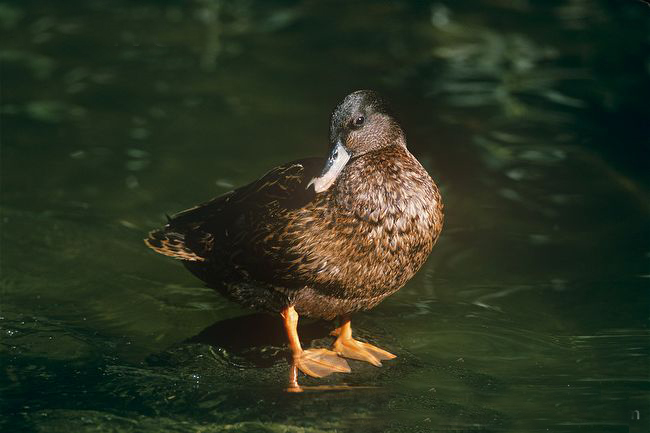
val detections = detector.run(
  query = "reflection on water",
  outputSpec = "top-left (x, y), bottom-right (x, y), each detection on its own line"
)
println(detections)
top-left (1, 0), bottom-right (649, 432)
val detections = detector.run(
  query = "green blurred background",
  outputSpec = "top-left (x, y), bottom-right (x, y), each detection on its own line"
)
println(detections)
top-left (1, 1), bottom-right (649, 432)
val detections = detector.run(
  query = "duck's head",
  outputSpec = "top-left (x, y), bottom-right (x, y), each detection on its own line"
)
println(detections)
top-left (309, 90), bottom-right (406, 193)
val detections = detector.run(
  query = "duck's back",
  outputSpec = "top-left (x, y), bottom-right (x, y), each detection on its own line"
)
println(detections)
top-left (146, 156), bottom-right (322, 271)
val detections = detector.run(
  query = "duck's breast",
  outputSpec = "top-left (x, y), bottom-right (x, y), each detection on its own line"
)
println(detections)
top-left (292, 146), bottom-right (443, 300)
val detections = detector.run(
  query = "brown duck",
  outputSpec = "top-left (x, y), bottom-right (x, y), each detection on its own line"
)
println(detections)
top-left (145, 90), bottom-right (443, 390)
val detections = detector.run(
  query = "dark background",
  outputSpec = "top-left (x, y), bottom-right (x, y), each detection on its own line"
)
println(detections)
top-left (1, 1), bottom-right (649, 432)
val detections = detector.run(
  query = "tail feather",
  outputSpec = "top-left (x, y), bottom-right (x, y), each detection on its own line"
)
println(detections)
top-left (144, 230), bottom-right (205, 262)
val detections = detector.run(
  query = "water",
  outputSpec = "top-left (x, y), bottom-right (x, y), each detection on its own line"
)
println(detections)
top-left (2, 1), bottom-right (649, 432)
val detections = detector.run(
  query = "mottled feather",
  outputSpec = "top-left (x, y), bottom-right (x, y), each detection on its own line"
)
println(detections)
top-left (144, 90), bottom-right (444, 319)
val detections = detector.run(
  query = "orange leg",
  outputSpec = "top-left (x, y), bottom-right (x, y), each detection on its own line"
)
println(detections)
top-left (281, 306), bottom-right (350, 391)
top-left (331, 317), bottom-right (396, 367)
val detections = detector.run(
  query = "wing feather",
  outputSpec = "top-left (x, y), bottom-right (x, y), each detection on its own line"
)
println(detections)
top-left (144, 158), bottom-right (323, 268)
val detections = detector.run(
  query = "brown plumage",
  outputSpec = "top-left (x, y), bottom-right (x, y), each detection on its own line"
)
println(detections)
top-left (145, 90), bottom-right (443, 389)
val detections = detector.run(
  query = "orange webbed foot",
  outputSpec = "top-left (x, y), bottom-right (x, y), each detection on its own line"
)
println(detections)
top-left (331, 318), bottom-right (396, 367)
top-left (333, 337), bottom-right (396, 367)
top-left (281, 306), bottom-right (352, 391)
top-left (296, 348), bottom-right (351, 378)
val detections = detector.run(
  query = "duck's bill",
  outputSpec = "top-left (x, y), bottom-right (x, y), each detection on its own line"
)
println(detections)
top-left (307, 142), bottom-right (350, 193)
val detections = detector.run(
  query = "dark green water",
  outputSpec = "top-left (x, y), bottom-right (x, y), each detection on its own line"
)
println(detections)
top-left (2, 1), bottom-right (649, 432)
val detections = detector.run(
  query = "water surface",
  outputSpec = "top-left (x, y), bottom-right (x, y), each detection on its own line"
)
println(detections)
top-left (2, 1), bottom-right (649, 432)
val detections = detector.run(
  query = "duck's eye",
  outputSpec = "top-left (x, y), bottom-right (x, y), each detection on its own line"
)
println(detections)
top-left (351, 116), bottom-right (365, 128)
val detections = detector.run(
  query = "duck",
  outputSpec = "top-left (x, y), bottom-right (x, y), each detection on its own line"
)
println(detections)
top-left (145, 90), bottom-right (444, 390)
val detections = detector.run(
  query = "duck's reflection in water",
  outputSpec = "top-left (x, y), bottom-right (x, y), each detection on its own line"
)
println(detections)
top-left (187, 313), bottom-right (327, 366)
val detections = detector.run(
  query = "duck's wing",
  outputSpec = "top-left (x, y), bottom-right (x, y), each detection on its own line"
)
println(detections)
top-left (145, 157), bottom-right (323, 262)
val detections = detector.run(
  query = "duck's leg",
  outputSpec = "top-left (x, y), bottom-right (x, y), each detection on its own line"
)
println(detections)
top-left (331, 317), bottom-right (396, 367)
top-left (281, 306), bottom-right (351, 388)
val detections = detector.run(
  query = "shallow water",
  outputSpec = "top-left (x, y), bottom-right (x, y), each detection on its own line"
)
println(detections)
top-left (1, 1), bottom-right (649, 432)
